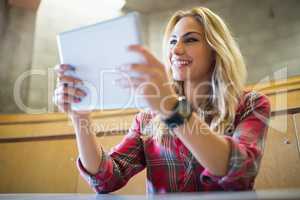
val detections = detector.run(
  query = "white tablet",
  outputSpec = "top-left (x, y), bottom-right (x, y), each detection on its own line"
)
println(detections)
top-left (57, 12), bottom-right (148, 111)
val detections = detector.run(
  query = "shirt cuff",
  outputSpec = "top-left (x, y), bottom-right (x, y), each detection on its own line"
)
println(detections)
top-left (76, 146), bottom-right (113, 188)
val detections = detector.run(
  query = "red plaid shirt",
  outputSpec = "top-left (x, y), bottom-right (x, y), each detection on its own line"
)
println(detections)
top-left (77, 91), bottom-right (271, 194)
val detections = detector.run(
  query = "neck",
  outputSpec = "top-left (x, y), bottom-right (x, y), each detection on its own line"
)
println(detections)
top-left (183, 79), bottom-right (210, 109)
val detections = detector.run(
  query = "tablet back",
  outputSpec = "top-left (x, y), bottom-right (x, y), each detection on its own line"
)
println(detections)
top-left (57, 12), bottom-right (147, 111)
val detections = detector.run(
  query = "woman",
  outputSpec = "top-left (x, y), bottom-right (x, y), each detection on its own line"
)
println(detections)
top-left (54, 7), bottom-right (270, 193)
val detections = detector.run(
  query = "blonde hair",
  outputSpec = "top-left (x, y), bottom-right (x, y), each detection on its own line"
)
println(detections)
top-left (145, 7), bottom-right (247, 142)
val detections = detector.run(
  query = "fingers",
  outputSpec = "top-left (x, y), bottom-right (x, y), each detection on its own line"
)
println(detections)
top-left (54, 64), bottom-right (82, 85)
top-left (58, 75), bottom-right (82, 85)
top-left (127, 45), bottom-right (155, 63)
top-left (116, 76), bottom-right (148, 89)
top-left (119, 63), bottom-right (157, 77)
top-left (54, 84), bottom-right (85, 104)
top-left (53, 88), bottom-right (82, 112)
top-left (54, 64), bottom-right (75, 74)
top-left (54, 86), bottom-right (83, 105)
top-left (124, 45), bottom-right (166, 76)
top-left (55, 93), bottom-right (81, 104)
top-left (55, 84), bottom-right (86, 98)
top-left (53, 64), bottom-right (85, 113)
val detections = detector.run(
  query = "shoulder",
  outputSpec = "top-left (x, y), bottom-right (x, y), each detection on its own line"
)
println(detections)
top-left (236, 90), bottom-right (271, 121)
top-left (245, 90), bottom-right (269, 107)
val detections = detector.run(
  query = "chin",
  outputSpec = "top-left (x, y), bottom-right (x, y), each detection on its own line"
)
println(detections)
top-left (172, 66), bottom-right (192, 80)
top-left (173, 75), bottom-right (186, 81)
top-left (172, 71), bottom-right (187, 81)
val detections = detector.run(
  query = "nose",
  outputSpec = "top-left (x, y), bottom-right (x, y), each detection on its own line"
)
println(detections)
top-left (172, 41), bottom-right (185, 56)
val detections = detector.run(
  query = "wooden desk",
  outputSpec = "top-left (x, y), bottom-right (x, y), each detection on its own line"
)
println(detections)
top-left (1, 190), bottom-right (300, 200)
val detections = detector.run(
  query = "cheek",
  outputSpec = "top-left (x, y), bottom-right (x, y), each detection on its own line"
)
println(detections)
top-left (191, 47), bottom-right (213, 68)
top-left (189, 50), bottom-right (214, 80)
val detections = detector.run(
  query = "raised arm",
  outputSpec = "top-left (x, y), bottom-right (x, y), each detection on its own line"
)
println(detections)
top-left (54, 64), bottom-right (103, 174)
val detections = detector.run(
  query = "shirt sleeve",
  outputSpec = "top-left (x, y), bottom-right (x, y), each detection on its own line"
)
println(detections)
top-left (76, 112), bottom-right (146, 193)
top-left (200, 91), bottom-right (271, 190)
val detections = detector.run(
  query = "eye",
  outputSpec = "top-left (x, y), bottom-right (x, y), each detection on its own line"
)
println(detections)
top-left (169, 39), bottom-right (177, 45)
top-left (184, 37), bottom-right (199, 43)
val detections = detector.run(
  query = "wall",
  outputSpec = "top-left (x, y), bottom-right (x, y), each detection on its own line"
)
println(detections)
top-left (26, 0), bottom-right (149, 113)
top-left (0, 2), bottom-right (36, 113)
top-left (0, 1), bottom-right (6, 37)
top-left (146, 0), bottom-right (300, 84)
top-left (1, 0), bottom-right (300, 113)
top-left (27, 0), bottom-right (300, 113)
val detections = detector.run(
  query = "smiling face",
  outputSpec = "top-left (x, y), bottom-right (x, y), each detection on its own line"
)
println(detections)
top-left (168, 16), bottom-right (215, 83)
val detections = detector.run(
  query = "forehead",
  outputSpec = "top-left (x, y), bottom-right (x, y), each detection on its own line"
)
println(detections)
top-left (171, 16), bottom-right (204, 37)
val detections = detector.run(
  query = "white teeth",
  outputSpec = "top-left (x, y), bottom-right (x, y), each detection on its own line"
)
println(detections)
top-left (172, 60), bottom-right (191, 66)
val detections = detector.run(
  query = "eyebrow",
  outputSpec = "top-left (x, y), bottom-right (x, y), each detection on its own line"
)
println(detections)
top-left (171, 31), bottom-right (202, 38)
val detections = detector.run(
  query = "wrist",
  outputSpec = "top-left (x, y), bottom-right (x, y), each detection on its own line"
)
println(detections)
top-left (160, 95), bottom-right (178, 119)
top-left (70, 111), bottom-right (91, 121)
top-left (161, 96), bottom-right (193, 130)
top-left (70, 112), bottom-right (92, 130)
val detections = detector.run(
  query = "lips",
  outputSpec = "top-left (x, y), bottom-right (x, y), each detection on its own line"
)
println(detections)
top-left (172, 59), bottom-right (192, 68)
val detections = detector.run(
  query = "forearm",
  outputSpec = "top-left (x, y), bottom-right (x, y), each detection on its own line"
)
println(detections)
top-left (174, 112), bottom-right (231, 176)
top-left (71, 113), bottom-right (103, 175)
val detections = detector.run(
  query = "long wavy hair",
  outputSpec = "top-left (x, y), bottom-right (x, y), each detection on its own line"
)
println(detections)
top-left (145, 7), bottom-right (247, 142)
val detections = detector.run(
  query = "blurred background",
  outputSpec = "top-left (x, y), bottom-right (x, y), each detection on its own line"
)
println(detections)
top-left (0, 0), bottom-right (300, 194)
